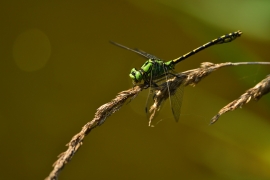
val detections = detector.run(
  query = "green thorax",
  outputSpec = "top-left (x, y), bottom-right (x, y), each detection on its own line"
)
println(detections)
top-left (137, 59), bottom-right (175, 83)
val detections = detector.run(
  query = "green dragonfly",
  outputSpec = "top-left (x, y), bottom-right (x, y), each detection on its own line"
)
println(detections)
top-left (111, 30), bottom-right (242, 122)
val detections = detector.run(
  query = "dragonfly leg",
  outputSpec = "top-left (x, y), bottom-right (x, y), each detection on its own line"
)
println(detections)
top-left (143, 81), bottom-right (150, 89)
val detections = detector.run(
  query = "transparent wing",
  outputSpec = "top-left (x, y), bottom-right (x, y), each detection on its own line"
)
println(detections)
top-left (144, 62), bottom-right (156, 115)
top-left (144, 62), bottom-right (169, 122)
top-left (134, 48), bottom-right (160, 60)
top-left (170, 81), bottom-right (185, 122)
top-left (145, 64), bottom-right (176, 124)
top-left (145, 87), bottom-right (154, 114)
top-left (153, 73), bottom-right (175, 85)
top-left (110, 41), bottom-right (160, 60)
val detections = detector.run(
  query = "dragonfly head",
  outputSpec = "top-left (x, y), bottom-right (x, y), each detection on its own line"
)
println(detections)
top-left (129, 68), bottom-right (143, 83)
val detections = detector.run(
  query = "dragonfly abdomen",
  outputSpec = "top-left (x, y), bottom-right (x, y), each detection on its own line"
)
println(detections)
top-left (171, 30), bottom-right (242, 65)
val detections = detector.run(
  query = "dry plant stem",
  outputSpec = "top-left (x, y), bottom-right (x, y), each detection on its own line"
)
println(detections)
top-left (185, 62), bottom-right (270, 86)
top-left (46, 61), bottom-right (270, 179)
top-left (149, 62), bottom-right (270, 125)
top-left (45, 85), bottom-right (144, 180)
top-left (211, 75), bottom-right (270, 124)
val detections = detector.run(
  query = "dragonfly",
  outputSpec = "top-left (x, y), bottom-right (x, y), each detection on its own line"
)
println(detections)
top-left (111, 30), bottom-right (242, 122)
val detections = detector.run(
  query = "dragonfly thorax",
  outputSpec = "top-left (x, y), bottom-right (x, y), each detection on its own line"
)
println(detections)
top-left (129, 59), bottom-right (175, 84)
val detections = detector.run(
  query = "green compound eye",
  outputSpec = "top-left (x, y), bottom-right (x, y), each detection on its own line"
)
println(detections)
top-left (129, 68), bottom-right (142, 83)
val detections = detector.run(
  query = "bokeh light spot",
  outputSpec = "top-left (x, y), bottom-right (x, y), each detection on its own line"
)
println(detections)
top-left (13, 29), bottom-right (51, 72)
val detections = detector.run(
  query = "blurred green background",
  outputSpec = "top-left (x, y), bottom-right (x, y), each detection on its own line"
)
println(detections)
top-left (0, 0), bottom-right (270, 179)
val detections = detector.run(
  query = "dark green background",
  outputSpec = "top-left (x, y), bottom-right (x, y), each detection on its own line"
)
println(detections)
top-left (1, 0), bottom-right (270, 179)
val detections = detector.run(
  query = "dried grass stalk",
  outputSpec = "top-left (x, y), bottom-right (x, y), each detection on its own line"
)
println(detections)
top-left (45, 85), bottom-right (144, 180)
top-left (46, 61), bottom-right (270, 179)
top-left (210, 75), bottom-right (270, 124)
top-left (148, 62), bottom-right (270, 125)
